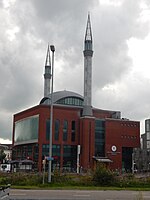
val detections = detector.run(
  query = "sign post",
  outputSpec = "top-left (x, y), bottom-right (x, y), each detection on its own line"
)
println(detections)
top-left (77, 145), bottom-right (81, 174)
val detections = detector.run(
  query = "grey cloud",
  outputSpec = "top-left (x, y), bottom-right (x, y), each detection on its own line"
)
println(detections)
top-left (93, 0), bottom-right (149, 90)
top-left (0, 0), bottom-right (150, 141)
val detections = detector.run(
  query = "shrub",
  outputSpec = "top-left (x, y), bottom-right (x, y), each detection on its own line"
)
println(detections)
top-left (0, 172), bottom-right (43, 186)
top-left (92, 164), bottom-right (115, 186)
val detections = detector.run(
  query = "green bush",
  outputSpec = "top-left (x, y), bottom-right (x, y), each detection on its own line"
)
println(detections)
top-left (116, 174), bottom-right (150, 188)
top-left (52, 172), bottom-right (73, 185)
top-left (2, 170), bottom-right (150, 188)
top-left (0, 172), bottom-right (43, 186)
top-left (92, 164), bottom-right (115, 186)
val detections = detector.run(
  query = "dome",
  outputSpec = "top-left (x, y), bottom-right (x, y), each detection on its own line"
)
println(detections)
top-left (40, 90), bottom-right (83, 107)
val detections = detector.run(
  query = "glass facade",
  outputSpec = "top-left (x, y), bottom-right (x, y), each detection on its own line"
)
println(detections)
top-left (41, 144), bottom-right (77, 172)
top-left (42, 144), bottom-right (60, 157)
top-left (14, 115), bottom-right (39, 144)
top-left (12, 144), bottom-right (39, 170)
top-left (63, 120), bottom-right (68, 141)
top-left (95, 119), bottom-right (105, 157)
top-left (145, 119), bottom-right (150, 149)
top-left (56, 97), bottom-right (83, 106)
top-left (63, 145), bottom-right (77, 172)
top-left (42, 144), bottom-right (61, 171)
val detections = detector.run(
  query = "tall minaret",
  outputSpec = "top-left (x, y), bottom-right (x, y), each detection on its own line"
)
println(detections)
top-left (82, 14), bottom-right (93, 116)
top-left (44, 45), bottom-right (51, 97)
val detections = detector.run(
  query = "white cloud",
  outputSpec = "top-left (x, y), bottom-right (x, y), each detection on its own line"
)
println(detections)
top-left (128, 34), bottom-right (150, 78)
top-left (0, 138), bottom-right (12, 144)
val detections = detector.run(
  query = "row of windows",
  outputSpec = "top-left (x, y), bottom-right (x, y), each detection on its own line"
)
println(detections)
top-left (56, 97), bottom-right (83, 106)
top-left (42, 144), bottom-right (61, 157)
top-left (121, 135), bottom-right (137, 139)
top-left (46, 120), bottom-right (76, 142)
top-left (121, 123), bottom-right (138, 127)
top-left (41, 145), bottom-right (77, 172)
top-left (12, 144), bottom-right (39, 161)
top-left (42, 144), bottom-right (77, 158)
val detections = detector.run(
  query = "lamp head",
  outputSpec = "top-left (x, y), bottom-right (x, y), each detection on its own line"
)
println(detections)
top-left (50, 45), bottom-right (55, 52)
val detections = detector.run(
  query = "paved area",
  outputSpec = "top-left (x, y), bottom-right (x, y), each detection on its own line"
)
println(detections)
top-left (9, 189), bottom-right (150, 200)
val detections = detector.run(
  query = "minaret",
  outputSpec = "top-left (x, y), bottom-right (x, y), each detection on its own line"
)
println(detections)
top-left (82, 14), bottom-right (93, 116)
top-left (44, 45), bottom-right (51, 97)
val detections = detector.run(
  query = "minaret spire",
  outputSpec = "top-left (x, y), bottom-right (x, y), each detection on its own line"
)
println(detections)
top-left (85, 13), bottom-right (92, 47)
top-left (44, 44), bottom-right (51, 97)
top-left (82, 13), bottom-right (93, 116)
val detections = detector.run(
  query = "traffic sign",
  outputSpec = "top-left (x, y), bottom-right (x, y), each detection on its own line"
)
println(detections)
top-left (46, 157), bottom-right (54, 161)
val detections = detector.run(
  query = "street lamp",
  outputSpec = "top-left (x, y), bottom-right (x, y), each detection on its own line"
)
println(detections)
top-left (48, 45), bottom-right (55, 183)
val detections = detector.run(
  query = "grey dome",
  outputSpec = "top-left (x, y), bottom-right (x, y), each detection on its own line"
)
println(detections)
top-left (40, 90), bottom-right (83, 106)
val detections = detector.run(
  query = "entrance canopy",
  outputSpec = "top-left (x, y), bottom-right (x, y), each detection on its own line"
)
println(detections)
top-left (93, 156), bottom-right (112, 163)
top-left (9, 160), bottom-right (34, 164)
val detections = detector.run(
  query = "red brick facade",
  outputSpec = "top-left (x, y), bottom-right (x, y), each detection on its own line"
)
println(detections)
top-left (105, 119), bottom-right (140, 170)
top-left (12, 104), bottom-right (140, 172)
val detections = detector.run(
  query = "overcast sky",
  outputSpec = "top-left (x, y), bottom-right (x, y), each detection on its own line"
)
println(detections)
top-left (1, 0), bottom-right (150, 143)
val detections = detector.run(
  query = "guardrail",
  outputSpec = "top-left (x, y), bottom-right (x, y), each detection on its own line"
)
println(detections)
top-left (0, 185), bottom-right (10, 199)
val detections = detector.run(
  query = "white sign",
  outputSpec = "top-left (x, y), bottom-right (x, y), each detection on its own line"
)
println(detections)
top-left (111, 145), bottom-right (117, 152)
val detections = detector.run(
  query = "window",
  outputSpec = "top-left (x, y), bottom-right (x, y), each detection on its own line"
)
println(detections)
top-left (63, 145), bottom-right (77, 172)
top-left (56, 97), bottom-right (83, 106)
top-left (95, 119), bottom-right (105, 157)
top-left (42, 144), bottom-right (61, 158)
top-left (71, 121), bottom-right (76, 142)
top-left (42, 144), bottom-right (49, 157)
top-left (52, 145), bottom-right (61, 157)
top-left (54, 120), bottom-right (60, 141)
top-left (33, 144), bottom-right (39, 161)
top-left (63, 120), bottom-right (68, 141)
top-left (46, 119), bottom-right (50, 140)
top-left (42, 144), bottom-right (61, 171)
top-left (14, 115), bottom-right (39, 143)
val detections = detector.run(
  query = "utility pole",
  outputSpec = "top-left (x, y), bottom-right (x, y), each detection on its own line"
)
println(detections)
top-left (48, 45), bottom-right (55, 183)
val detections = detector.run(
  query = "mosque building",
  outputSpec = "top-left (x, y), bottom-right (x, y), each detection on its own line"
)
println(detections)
top-left (12, 14), bottom-right (140, 172)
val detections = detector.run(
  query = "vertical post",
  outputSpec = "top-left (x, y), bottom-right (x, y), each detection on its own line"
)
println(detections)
top-left (42, 158), bottom-right (46, 184)
top-left (77, 145), bottom-right (80, 174)
top-left (132, 151), bottom-right (134, 174)
top-left (48, 45), bottom-right (55, 183)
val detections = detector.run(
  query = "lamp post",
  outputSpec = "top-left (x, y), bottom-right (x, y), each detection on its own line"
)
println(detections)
top-left (48, 45), bottom-right (55, 183)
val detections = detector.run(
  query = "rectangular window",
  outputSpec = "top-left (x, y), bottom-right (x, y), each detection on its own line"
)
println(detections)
top-left (146, 120), bottom-right (150, 132)
top-left (71, 121), bottom-right (76, 142)
top-left (63, 120), bottom-right (68, 141)
top-left (63, 145), bottom-right (77, 172)
top-left (42, 144), bottom-right (61, 158)
top-left (14, 115), bottom-right (39, 144)
top-left (46, 119), bottom-right (50, 141)
top-left (54, 120), bottom-right (60, 141)
top-left (33, 144), bottom-right (39, 162)
top-left (42, 144), bottom-right (61, 171)
top-left (95, 119), bottom-right (105, 157)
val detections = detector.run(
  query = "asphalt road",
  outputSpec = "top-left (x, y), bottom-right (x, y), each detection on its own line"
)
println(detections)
top-left (9, 189), bottom-right (150, 200)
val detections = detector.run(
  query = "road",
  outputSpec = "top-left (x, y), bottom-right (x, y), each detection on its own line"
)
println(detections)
top-left (9, 189), bottom-right (150, 200)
